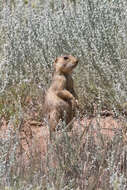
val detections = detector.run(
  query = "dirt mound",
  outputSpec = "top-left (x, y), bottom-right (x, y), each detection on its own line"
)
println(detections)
top-left (0, 116), bottom-right (124, 160)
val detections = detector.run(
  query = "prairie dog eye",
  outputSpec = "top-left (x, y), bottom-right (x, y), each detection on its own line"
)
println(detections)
top-left (64, 56), bottom-right (69, 60)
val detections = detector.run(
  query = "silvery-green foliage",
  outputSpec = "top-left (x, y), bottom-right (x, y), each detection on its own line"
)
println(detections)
top-left (107, 148), bottom-right (127, 189)
top-left (0, 120), bottom-right (19, 185)
top-left (0, 0), bottom-right (127, 110)
top-left (0, 2), bottom-right (127, 188)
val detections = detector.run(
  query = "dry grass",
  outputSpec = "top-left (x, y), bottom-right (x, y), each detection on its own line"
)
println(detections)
top-left (0, 0), bottom-right (127, 189)
top-left (0, 113), bottom-right (127, 189)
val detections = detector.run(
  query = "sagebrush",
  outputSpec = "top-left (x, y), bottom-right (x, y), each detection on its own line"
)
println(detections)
top-left (0, 0), bottom-right (127, 189)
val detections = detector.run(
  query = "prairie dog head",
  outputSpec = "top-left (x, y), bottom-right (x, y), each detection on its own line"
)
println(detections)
top-left (54, 55), bottom-right (78, 74)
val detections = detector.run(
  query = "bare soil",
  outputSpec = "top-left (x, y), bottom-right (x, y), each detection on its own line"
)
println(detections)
top-left (0, 115), bottom-right (124, 163)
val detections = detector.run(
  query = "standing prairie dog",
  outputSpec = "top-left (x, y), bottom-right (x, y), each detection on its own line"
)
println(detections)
top-left (44, 55), bottom-right (78, 134)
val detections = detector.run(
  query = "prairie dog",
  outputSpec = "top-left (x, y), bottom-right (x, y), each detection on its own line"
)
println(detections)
top-left (44, 55), bottom-right (78, 134)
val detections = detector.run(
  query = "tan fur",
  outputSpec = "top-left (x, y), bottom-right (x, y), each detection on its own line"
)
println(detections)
top-left (44, 55), bottom-right (78, 135)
